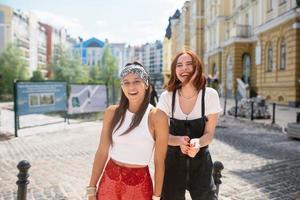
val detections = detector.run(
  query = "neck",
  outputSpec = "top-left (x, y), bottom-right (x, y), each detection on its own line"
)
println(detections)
top-left (180, 84), bottom-right (197, 96)
top-left (128, 101), bottom-right (143, 113)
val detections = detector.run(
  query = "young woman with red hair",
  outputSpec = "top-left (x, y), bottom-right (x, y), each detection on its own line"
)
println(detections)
top-left (157, 50), bottom-right (222, 200)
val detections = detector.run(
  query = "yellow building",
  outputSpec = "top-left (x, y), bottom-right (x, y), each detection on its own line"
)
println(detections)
top-left (254, 0), bottom-right (300, 106)
top-left (189, 0), bottom-right (206, 59)
top-left (220, 0), bottom-right (257, 98)
top-left (163, 25), bottom-right (172, 84)
top-left (204, 0), bottom-right (230, 78)
top-left (163, 0), bottom-right (300, 106)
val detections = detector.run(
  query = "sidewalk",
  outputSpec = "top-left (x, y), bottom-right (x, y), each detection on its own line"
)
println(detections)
top-left (220, 97), bottom-right (300, 131)
top-left (0, 102), bottom-right (99, 137)
top-left (1, 116), bottom-right (299, 199)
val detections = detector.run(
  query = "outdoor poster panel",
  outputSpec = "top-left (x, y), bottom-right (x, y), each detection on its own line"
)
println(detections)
top-left (68, 84), bottom-right (107, 114)
top-left (16, 81), bottom-right (67, 115)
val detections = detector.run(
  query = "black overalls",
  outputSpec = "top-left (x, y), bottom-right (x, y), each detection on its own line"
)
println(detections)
top-left (161, 87), bottom-right (218, 200)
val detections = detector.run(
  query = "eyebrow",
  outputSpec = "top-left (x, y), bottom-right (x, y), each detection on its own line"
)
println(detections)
top-left (177, 60), bottom-right (193, 64)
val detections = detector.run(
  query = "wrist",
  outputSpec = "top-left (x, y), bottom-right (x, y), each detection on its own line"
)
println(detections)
top-left (190, 138), bottom-right (201, 148)
top-left (86, 186), bottom-right (97, 197)
top-left (152, 195), bottom-right (160, 200)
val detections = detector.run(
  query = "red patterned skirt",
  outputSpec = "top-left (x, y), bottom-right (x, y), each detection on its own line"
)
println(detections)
top-left (97, 159), bottom-right (153, 200)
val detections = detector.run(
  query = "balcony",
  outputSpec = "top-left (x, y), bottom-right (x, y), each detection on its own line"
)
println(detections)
top-left (230, 24), bottom-right (253, 38)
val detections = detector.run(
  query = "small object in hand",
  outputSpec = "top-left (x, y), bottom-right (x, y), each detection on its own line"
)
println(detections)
top-left (190, 138), bottom-right (201, 149)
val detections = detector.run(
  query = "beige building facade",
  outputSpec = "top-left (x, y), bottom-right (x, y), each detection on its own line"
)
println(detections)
top-left (163, 0), bottom-right (300, 106)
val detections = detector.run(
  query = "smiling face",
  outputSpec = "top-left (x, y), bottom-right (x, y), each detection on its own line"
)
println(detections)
top-left (121, 73), bottom-right (148, 104)
top-left (175, 53), bottom-right (195, 84)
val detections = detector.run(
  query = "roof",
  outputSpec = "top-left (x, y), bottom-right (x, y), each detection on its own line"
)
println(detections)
top-left (74, 37), bottom-right (105, 48)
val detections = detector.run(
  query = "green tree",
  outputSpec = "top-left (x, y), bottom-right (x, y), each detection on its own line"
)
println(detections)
top-left (31, 69), bottom-right (44, 81)
top-left (50, 44), bottom-right (89, 83)
top-left (0, 43), bottom-right (28, 99)
top-left (98, 46), bottom-right (119, 104)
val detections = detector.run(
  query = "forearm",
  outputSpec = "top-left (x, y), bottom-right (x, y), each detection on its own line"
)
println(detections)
top-left (89, 150), bottom-right (108, 186)
top-left (196, 132), bottom-right (214, 147)
top-left (153, 159), bottom-right (165, 197)
top-left (167, 134), bottom-right (180, 146)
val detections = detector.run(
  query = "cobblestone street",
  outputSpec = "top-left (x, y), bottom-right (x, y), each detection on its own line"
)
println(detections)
top-left (0, 116), bottom-right (299, 200)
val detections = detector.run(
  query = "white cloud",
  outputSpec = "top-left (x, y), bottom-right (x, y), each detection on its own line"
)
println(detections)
top-left (31, 10), bottom-right (83, 30)
top-left (96, 20), bottom-right (107, 26)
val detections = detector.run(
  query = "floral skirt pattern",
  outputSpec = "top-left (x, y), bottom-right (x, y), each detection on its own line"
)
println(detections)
top-left (97, 159), bottom-right (153, 200)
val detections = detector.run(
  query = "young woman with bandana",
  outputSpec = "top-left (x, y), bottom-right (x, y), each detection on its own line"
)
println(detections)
top-left (157, 50), bottom-right (222, 200)
top-left (87, 61), bottom-right (169, 200)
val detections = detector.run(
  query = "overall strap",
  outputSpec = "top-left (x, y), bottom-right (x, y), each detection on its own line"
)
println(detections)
top-left (201, 87), bottom-right (206, 118)
top-left (171, 90), bottom-right (176, 118)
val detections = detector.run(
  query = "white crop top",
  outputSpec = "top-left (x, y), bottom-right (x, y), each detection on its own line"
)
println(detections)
top-left (110, 105), bottom-right (155, 165)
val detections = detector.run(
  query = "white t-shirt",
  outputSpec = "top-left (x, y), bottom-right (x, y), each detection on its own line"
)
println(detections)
top-left (157, 87), bottom-right (222, 120)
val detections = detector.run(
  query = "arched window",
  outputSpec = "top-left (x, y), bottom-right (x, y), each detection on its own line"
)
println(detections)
top-left (279, 39), bottom-right (286, 70)
top-left (267, 43), bottom-right (273, 72)
top-left (242, 53), bottom-right (251, 84)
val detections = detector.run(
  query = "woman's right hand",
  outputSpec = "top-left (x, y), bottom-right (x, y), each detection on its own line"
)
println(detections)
top-left (178, 136), bottom-right (190, 154)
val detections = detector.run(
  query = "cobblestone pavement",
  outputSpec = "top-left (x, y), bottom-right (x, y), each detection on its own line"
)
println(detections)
top-left (0, 116), bottom-right (299, 200)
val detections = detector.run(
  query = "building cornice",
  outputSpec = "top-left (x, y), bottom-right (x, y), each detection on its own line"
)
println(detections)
top-left (204, 47), bottom-right (223, 59)
top-left (222, 37), bottom-right (256, 47)
top-left (254, 8), bottom-right (300, 35)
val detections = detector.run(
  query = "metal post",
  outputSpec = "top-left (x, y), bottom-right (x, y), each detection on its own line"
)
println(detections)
top-left (223, 95), bottom-right (227, 116)
top-left (213, 161), bottom-right (224, 197)
top-left (105, 82), bottom-right (109, 107)
top-left (112, 78), bottom-right (115, 104)
top-left (251, 101), bottom-right (254, 121)
top-left (297, 112), bottom-right (300, 124)
top-left (235, 97), bottom-right (238, 118)
top-left (16, 160), bottom-right (31, 200)
top-left (14, 81), bottom-right (18, 137)
top-left (272, 103), bottom-right (276, 124)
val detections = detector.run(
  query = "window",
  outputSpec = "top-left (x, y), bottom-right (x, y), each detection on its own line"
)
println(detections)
top-left (279, 39), bottom-right (286, 70)
top-left (278, 0), bottom-right (286, 5)
top-left (267, 43), bottom-right (273, 72)
top-left (267, 0), bottom-right (273, 12)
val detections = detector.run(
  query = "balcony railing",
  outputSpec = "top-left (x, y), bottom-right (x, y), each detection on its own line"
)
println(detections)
top-left (230, 24), bottom-right (253, 38)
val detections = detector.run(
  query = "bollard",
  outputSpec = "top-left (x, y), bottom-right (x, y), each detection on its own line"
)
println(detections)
top-left (213, 161), bottom-right (224, 197)
top-left (235, 97), bottom-right (238, 118)
top-left (297, 112), bottom-right (300, 124)
top-left (16, 160), bottom-right (31, 200)
top-left (251, 101), bottom-right (254, 121)
top-left (223, 97), bottom-right (227, 116)
top-left (272, 103), bottom-right (276, 124)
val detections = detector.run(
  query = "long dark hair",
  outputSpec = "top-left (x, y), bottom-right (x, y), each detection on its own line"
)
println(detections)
top-left (165, 50), bottom-right (206, 92)
top-left (109, 61), bottom-right (150, 143)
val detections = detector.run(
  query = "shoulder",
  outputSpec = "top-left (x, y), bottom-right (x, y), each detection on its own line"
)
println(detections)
top-left (160, 90), bottom-right (171, 98)
top-left (158, 90), bottom-right (173, 102)
top-left (205, 87), bottom-right (219, 98)
top-left (104, 105), bottom-right (118, 119)
top-left (149, 107), bottom-right (168, 122)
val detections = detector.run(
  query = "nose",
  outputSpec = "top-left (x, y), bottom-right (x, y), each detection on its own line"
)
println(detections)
top-left (182, 64), bottom-right (189, 71)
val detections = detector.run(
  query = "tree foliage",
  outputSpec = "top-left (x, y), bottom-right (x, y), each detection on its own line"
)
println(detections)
top-left (0, 43), bottom-right (28, 97)
top-left (50, 44), bottom-right (89, 83)
top-left (31, 69), bottom-right (44, 81)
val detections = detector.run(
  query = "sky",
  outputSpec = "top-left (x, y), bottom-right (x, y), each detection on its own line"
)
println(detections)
top-left (1, 0), bottom-right (187, 45)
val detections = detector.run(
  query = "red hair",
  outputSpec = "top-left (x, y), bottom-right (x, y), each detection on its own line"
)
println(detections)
top-left (165, 50), bottom-right (206, 92)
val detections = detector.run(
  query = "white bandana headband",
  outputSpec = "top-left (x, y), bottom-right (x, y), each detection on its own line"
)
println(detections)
top-left (120, 64), bottom-right (150, 86)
